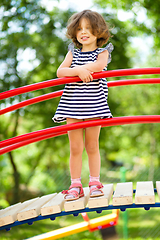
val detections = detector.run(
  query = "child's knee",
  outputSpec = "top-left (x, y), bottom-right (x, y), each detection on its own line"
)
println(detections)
top-left (70, 142), bottom-right (83, 155)
top-left (85, 141), bottom-right (98, 154)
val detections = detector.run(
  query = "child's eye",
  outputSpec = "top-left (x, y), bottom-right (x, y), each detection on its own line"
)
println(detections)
top-left (86, 25), bottom-right (91, 29)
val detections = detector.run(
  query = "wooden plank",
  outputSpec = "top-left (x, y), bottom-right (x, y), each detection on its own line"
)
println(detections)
top-left (17, 193), bottom-right (57, 221)
top-left (88, 184), bottom-right (113, 209)
top-left (64, 188), bottom-right (89, 212)
top-left (41, 193), bottom-right (63, 216)
top-left (113, 182), bottom-right (133, 206)
top-left (135, 181), bottom-right (155, 204)
top-left (0, 202), bottom-right (21, 217)
top-left (0, 198), bottom-right (38, 227)
top-left (156, 181), bottom-right (160, 200)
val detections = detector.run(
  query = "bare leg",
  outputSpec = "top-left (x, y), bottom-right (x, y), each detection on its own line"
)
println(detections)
top-left (67, 118), bottom-right (84, 179)
top-left (64, 118), bottom-right (84, 200)
top-left (85, 121), bottom-right (101, 177)
top-left (85, 119), bottom-right (103, 196)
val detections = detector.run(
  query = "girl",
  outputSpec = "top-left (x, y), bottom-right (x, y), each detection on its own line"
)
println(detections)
top-left (53, 10), bottom-right (113, 201)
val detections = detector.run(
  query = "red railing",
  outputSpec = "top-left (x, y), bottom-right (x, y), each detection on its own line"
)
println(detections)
top-left (1, 78), bottom-right (160, 115)
top-left (0, 68), bottom-right (160, 155)
top-left (1, 68), bottom-right (160, 100)
top-left (0, 115), bottom-right (160, 155)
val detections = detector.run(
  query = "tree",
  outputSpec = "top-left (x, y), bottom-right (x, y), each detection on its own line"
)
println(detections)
top-left (0, 1), bottom-right (73, 204)
top-left (94, 0), bottom-right (160, 65)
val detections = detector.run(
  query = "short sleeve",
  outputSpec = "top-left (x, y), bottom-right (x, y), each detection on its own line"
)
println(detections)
top-left (68, 42), bottom-right (75, 55)
top-left (99, 43), bottom-right (114, 65)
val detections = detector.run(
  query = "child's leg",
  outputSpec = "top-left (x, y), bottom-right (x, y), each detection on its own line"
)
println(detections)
top-left (85, 121), bottom-right (103, 196)
top-left (67, 118), bottom-right (84, 179)
top-left (84, 124), bottom-right (101, 177)
top-left (65, 118), bottom-right (84, 199)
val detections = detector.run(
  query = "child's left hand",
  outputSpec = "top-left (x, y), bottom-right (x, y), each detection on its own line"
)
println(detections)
top-left (75, 66), bottom-right (93, 83)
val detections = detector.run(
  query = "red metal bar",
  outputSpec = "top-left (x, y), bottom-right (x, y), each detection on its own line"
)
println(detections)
top-left (108, 78), bottom-right (160, 87)
top-left (0, 90), bottom-right (63, 115)
top-left (1, 78), bottom-right (160, 115)
top-left (0, 115), bottom-right (160, 155)
top-left (0, 132), bottom-right (67, 156)
top-left (0, 68), bottom-right (160, 100)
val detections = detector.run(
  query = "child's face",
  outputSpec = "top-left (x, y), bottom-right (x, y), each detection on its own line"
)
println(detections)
top-left (76, 18), bottom-right (97, 49)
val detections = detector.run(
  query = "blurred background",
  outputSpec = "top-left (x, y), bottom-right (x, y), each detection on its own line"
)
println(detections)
top-left (0, 0), bottom-right (160, 239)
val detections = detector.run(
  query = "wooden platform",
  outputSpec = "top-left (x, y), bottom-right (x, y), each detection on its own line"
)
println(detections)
top-left (0, 181), bottom-right (160, 231)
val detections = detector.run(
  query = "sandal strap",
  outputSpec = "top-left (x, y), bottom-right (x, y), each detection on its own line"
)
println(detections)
top-left (89, 181), bottom-right (103, 188)
top-left (90, 186), bottom-right (103, 192)
top-left (69, 183), bottom-right (83, 189)
top-left (62, 183), bottom-right (84, 196)
top-left (66, 190), bottom-right (79, 198)
top-left (89, 181), bottom-right (104, 196)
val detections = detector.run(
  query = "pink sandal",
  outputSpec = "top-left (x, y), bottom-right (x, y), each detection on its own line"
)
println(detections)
top-left (89, 181), bottom-right (104, 198)
top-left (62, 183), bottom-right (84, 201)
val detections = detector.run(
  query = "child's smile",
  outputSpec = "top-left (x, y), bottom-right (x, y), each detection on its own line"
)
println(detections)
top-left (81, 36), bottom-right (89, 41)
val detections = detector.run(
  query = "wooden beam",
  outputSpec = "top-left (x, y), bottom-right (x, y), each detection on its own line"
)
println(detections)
top-left (88, 184), bottom-right (113, 209)
top-left (64, 188), bottom-right (89, 212)
top-left (41, 193), bottom-right (63, 216)
top-left (17, 194), bottom-right (56, 221)
top-left (0, 199), bottom-right (38, 227)
top-left (135, 181), bottom-right (155, 204)
top-left (113, 182), bottom-right (133, 206)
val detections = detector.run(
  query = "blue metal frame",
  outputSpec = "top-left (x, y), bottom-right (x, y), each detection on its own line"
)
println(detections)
top-left (1, 202), bottom-right (160, 231)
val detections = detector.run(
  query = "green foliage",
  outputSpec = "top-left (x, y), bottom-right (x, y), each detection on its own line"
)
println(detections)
top-left (94, 0), bottom-right (160, 51)
top-left (0, 1), bottom-right (74, 204)
top-left (0, 0), bottom-right (160, 207)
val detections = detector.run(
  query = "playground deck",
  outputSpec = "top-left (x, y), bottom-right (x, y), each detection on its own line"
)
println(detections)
top-left (1, 181), bottom-right (160, 231)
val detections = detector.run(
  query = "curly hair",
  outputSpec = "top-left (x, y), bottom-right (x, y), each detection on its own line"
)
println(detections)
top-left (66, 10), bottom-right (111, 48)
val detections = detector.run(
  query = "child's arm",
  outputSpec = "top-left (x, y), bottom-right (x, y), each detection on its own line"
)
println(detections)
top-left (57, 51), bottom-right (74, 77)
top-left (57, 51), bottom-right (93, 83)
top-left (82, 50), bottom-right (109, 72)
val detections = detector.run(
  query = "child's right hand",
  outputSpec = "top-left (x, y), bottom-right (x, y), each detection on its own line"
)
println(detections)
top-left (76, 66), bottom-right (93, 83)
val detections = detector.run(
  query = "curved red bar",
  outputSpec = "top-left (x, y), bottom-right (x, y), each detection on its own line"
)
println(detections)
top-left (108, 78), bottom-right (160, 87)
top-left (0, 90), bottom-right (63, 115)
top-left (0, 115), bottom-right (160, 155)
top-left (1, 78), bottom-right (160, 115)
top-left (0, 68), bottom-right (160, 100)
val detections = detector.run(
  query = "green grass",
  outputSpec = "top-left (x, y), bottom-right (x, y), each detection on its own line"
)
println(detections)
top-left (1, 208), bottom-right (160, 240)
top-left (116, 208), bottom-right (160, 240)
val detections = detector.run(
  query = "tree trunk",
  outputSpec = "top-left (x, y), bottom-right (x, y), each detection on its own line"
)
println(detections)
top-left (148, 125), bottom-right (156, 181)
top-left (8, 151), bottom-right (20, 204)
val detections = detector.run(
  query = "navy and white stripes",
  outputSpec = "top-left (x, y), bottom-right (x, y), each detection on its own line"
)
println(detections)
top-left (53, 43), bottom-right (113, 123)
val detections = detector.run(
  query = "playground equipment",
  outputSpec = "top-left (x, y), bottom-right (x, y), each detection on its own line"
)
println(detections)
top-left (0, 68), bottom-right (160, 237)
top-left (25, 210), bottom-right (119, 240)
top-left (0, 182), bottom-right (160, 232)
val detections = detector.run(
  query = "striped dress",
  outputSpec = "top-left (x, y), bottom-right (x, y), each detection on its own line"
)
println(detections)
top-left (53, 42), bottom-right (114, 123)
